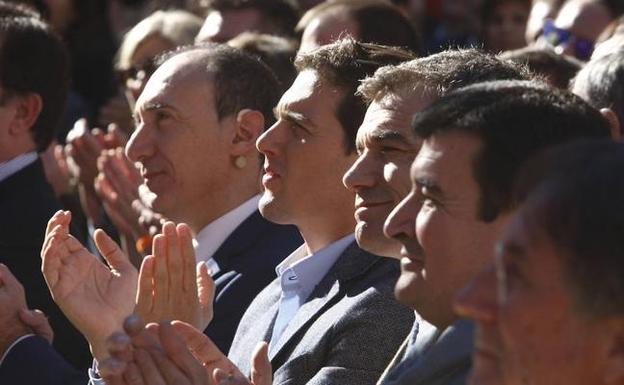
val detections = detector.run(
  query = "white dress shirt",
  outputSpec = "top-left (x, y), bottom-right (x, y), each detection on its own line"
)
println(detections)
top-left (269, 233), bottom-right (355, 355)
top-left (193, 194), bottom-right (261, 276)
top-left (0, 151), bottom-right (37, 182)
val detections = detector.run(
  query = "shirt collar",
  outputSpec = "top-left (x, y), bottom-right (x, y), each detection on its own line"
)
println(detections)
top-left (276, 233), bottom-right (355, 299)
top-left (0, 152), bottom-right (37, 182)
top-left (193, 194), bottom-right (260, 263)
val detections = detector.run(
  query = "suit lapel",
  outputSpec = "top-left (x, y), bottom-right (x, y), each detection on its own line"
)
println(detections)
top-left (268, 242), bottom-right (381, 361)
top-left (210, 211), bottom-right (268, 274)
top-left (403, 319), bottom-right (474, 384)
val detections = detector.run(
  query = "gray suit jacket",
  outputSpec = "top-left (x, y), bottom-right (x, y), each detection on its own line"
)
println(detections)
top-left (228, 242), bottom-right (414, 385)
top-left (377, 319), bottom-right (474, 385)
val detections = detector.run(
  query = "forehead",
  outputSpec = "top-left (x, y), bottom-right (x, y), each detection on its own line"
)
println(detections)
top-left (411, 130), bottom-right (482, 192)
top-left (357, 88), bottom-right (435, 146)
top-left (277, 69), bottom-right (343, 120)
top-left (135, 53), bottom-right (213, 110)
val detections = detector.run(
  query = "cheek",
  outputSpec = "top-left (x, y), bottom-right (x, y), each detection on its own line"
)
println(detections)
top-left (417, 207), bottom-right (447, 259)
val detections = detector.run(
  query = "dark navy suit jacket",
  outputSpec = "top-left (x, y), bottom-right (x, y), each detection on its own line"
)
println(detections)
top-left (0, 336), bottom-right (87, 385)
top-left (0, 159), bottom-right (91, 370)
top-left (204, 210), bottom-right (302, 354)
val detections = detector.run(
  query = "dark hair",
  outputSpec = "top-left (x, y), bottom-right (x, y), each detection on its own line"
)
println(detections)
top-left (295, 38), bottom-right (415, 153)
top-left (158, 43), bottom-right (281, 127)
top-left (205, 0), bottom-right (300, 38)
top-left (358, 48), bottom-right (531, 104)
top-left (572, 50), bottom-right (624, 126)
top-left (227, 32), bottom-right (298, 93)
top-left (0, 5), bottom-right (69, 151)
top-left (297, 0), bottom-right (422, 55)
top-left (501, 46), bottom-right (583, 89)
top-left (412, 80), bottom-right (612, 222)
top-left (513, 139), bottom-right (624, 316)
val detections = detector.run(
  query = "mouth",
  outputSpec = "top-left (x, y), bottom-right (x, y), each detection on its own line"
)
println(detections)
top-left (473, 344), bottom-right (500, 363)
top-left (262, 165), bottom-right (281, 188)
top-left (354, 200), bottom-right (393, 210)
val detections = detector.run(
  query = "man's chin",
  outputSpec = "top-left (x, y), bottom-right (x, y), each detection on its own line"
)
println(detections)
top-left (354, 224), bottom-right (402, 259)
top-left (393, 270), bottom-right (422, 308)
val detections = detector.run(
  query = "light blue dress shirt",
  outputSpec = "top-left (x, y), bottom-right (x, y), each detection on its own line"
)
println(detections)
top-left (269, 233), bottom-right (354, 356)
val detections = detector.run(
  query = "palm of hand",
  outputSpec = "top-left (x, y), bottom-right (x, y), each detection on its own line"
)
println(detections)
top-left (50, 234), bottom-right (136, 330)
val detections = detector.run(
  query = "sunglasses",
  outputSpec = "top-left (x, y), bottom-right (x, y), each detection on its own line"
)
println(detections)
top-left (542, 19), bottom-right (594, 60)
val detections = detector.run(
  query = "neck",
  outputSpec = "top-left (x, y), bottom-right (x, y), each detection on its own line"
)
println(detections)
top-left (299, 214), bottom-right (355, 254)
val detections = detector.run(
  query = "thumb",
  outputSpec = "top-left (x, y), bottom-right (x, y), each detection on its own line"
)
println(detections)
top-left (213, 369), bottom-right (250, 385)
top-left (19, 309), bottom-right (54, 344)
top-left (94, 229), bottom-right (132, 272)
top-left (197, 262), bottom-right (215, 327)
top-left (251, 342), bottom-right (272, 385)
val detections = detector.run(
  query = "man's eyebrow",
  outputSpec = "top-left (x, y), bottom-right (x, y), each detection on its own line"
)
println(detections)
top-left (143, 102), bottom-right (173, 112)
top-left (273, 106), bottom-right (314, 127)
top-left (415, 176), bottom-right (444, 198)
top-left (369, 129), bottom-right (409, 143)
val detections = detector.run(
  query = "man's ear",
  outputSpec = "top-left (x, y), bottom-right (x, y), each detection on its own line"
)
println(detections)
top-left (600, 108), bottom-right (621, 141)
top-left (231, 109), bottom-right (265, 156)
top-left (9, 92), bottom-right (43, 136)
top-left (603, 319), bottom-right (624, 384)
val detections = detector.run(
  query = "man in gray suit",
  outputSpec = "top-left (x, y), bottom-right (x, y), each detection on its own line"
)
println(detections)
top-left (383, 80), bottom-right (612, 385)
top-left (342, 50), bottom-right (530, 385)
top-left (222, 38), bottom-right (414, 385)
top-left (97, 38), bottom-right (416, 385)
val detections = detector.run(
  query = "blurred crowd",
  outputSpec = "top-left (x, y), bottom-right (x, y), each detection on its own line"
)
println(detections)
top-left (1, 0), bottom-right (624, 385)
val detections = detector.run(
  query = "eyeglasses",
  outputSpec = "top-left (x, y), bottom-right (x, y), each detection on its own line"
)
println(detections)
top-left (542, 19), bottom-right (594, 60)
top-left (116, 59), bottom-right (157, 88)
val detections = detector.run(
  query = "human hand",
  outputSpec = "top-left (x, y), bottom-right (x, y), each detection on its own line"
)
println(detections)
top-left (135, 222), bottom-right (214, 331)
top-left (18, 308), bottom-right (54, 344)
top-left (0, 263), bottom-right (31, 358)
top-left (41, 210), bottom-right (138, 361)
top-left (95, 148), bottom-right (144, 239)
top-left (172, 321), bottom-right (244, 380)
top-left (41, 140), bottom-right (74, 197)
top-left (213, 342), bottom-right (272, 385)
top-left (65, 119), bottom-right (106, 187)
top-left (100, 315), bottom-right (210, 385)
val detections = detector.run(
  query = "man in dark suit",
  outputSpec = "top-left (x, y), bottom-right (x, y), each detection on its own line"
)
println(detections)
top-left (342, 50), bottom-right (530, 385)
top-left (384, 80), bottom-right (613, 385)
top-left (63, 38), bottom-right (416, 385)
top-left (0, 3), bottom-right (92, 370)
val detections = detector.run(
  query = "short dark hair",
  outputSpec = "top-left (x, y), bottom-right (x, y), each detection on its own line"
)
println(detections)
top-left (227, 32), bottom-right (298, 93)
top-left (412, 80), bottom-right (612, 222)
top-left (358, 48), bottom-right (531, 104)
top-left (204, 0), bottom-right (300, 38)
top-left (513, 139), bottom-right (624, 317)
top-left (0, 4), bottom-right (69, 152)
top-left (501, 46), bottom-right (583, 89)
top-left (572, 50), bottom-right (624, 126)
top-left (296, 0), bottom-right (422, 54)
top-left (158, 43), bottom-right (281, 127)
top-left (295, 38), bottom-right (415, 153)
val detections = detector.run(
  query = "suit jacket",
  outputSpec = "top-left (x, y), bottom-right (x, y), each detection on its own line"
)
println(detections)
top-left (378, 319), bottom-right (474, 385)
top-left (204, 211), bottom-right (302, 354)
top-left (0, 336), bottom-right (87, 385)
top-left (228, 242), bottom-right (414, 385)
top-left (0, 159), bottom-right (91, 370)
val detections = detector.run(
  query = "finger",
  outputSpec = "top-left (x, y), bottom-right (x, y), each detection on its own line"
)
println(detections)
top-left (134, 349), bottom-right (170, 385)
top-left (197, 262), bottom-right (215, 328)
top-left (171, 321), bottom-right (226, 366)
top-left (163, 222), bottom-right (182, 302)
top-left (177, 223), bottom-right (196, 293)
top-left (158, 321), bottom-right (207, 384)
top-left (123, 361), bottom-right (147, 385)
top-left (151, 234), bottom-right (169, 309)
top-left (45, 210), bottom-right (69, 238)
top-left (106, 331), bottom-right (133, 363)
top-left (99, 356), bottom-right (128, 385)
top-left (135, 255), bottom-right (155, 317)
top-left (250, 342), bottom-right (271, 385)
top-left (19, 309), bottom-right (54, 344)
top-left (94, 229), bottom-right (132, 272)
top-left (214, 368), bottom-right (250, 385)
